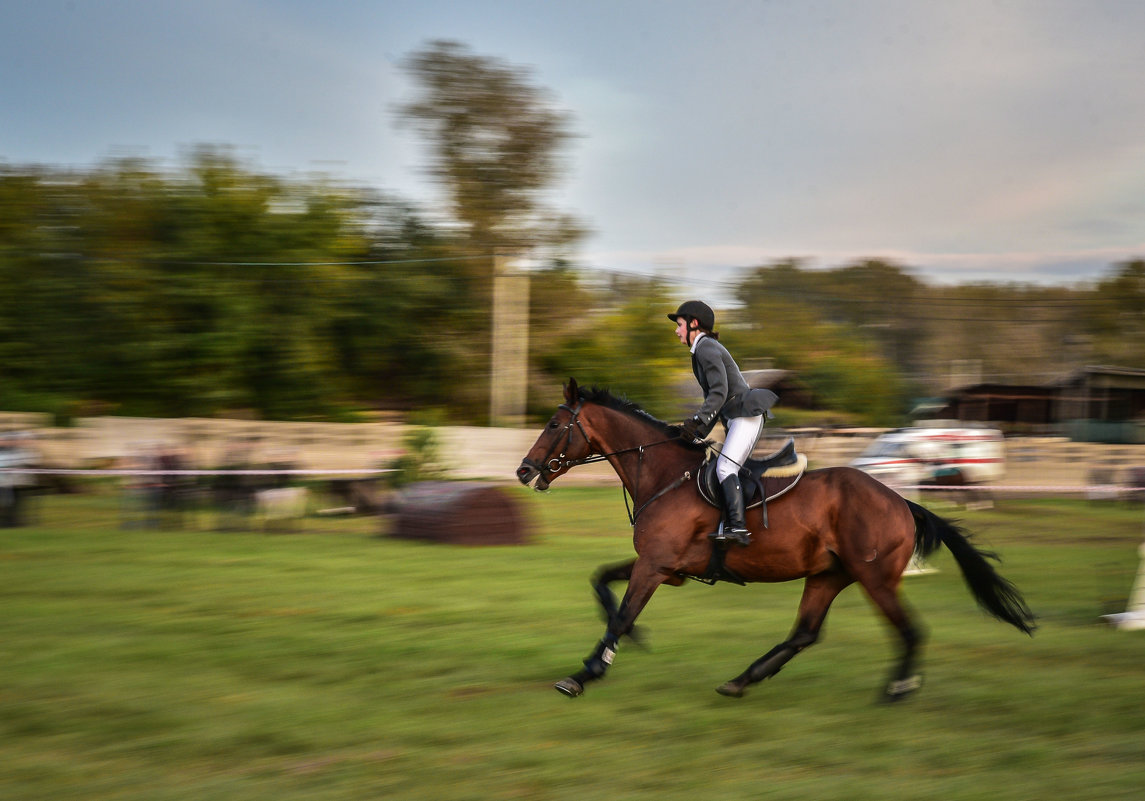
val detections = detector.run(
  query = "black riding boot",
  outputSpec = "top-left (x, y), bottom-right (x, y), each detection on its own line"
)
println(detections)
top-left (715, 474), bottom-right (752, 546)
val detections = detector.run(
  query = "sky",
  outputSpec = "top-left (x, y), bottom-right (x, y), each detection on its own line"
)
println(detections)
top-left (4, 0), bottom-right (1145, 290)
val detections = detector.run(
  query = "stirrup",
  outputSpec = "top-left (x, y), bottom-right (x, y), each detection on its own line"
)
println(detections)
top-left (711, 525), bottom-right (752, 547)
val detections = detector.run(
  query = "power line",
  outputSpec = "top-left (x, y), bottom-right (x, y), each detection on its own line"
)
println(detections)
top-left (123, 253), bottom-right (492, 267)
top-left (12, 254), bottom-right (1140, 317)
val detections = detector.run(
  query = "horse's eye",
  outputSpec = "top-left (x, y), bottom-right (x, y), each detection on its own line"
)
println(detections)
top-left (547, 419), bottom-right (560, 430)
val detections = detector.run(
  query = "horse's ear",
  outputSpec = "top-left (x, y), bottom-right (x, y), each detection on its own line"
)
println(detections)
top-left (564, 378), bottom-right (578, 403)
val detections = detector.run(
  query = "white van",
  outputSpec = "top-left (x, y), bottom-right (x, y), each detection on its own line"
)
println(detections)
top-left (850, 426), bottom-right (1005, 487)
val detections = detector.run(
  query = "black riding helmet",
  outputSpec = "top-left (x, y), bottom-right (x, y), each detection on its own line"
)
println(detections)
top-left (668, 300), bottom-right (715, 331)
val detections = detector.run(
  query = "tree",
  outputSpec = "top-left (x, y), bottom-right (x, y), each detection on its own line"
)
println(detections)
top-left (733, 260), bottom-right (912, 425)
top-left (535, 279), bottom-right (682, 418)
top-left (399, 40), bottom-right (585, 259)
top-left (1089, 260), bottom-right (1145, 365)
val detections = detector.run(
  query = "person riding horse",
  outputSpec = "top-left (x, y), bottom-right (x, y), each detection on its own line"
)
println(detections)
top-left (670, 300), bottom-right (777, 546)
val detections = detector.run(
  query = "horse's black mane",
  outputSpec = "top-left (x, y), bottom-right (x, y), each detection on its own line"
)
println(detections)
top-left (577, 385), bottom-right (707, 452)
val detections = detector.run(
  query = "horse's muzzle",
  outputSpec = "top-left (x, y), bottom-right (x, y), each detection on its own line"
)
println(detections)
top-left (516, 460), bottom-right (549, 491)
top-left (516, 461), bottom-right (537, 484)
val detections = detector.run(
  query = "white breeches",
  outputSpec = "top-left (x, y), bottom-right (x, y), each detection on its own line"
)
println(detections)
top-left (716, 415), bottom-right (765, 482)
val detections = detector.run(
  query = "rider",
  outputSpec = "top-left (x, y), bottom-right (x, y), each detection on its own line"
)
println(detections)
top-left (670, 300), bottom-right (777, 546)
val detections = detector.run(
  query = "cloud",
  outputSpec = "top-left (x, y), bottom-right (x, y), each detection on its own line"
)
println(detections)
top-left (583, 242), bottom-right (1144, 288)
top-left (565, 1), bottom-right (1145, 282)
top-left (5, 0), bottom-right (1145, 287)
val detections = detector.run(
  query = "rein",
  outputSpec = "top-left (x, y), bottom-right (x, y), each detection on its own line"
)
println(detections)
top-left (623, 452), bottom-right (693, 525)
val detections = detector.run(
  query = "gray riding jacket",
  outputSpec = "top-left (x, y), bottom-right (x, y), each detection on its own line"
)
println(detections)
top-left (690, 334), bottom-right (778, 434)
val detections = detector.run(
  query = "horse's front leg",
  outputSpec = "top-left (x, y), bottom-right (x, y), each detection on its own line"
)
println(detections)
top-left (589, 559), bottom-right (652, 648)
top-left (590, 559), bottom-right (633, 623)
top-left (555, 558), bottom-right (673, 698)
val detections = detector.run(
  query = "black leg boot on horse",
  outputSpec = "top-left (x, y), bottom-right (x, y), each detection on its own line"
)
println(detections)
top-left (714, 474), bottom-right (752, 546)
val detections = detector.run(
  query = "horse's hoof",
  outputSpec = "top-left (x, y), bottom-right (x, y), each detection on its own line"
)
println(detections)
top-left (882, 675), bottom-right (922, 702)
top-left (554, 678), bottom-right (584, 698)
top-left (716, 681), bottom-right (745, 698)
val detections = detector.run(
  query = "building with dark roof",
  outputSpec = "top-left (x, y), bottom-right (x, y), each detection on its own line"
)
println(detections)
top-left (923, 366), bottom-right (1145, 443)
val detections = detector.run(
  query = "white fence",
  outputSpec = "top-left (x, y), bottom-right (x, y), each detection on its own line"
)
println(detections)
top-left (2, 412), bottom-right (1144, 488)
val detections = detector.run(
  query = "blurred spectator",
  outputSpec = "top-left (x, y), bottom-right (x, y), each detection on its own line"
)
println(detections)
top-left (254, 448), bottom-right (309, 532)
top-left (265, 448), bottom-right (299, 489)
top-left (1087, 463), bottom-right (1119, 503)
top-left (0, 431), bottom-right (38, 527)
top-left (213, 437), bottom-right (257, 531)
top-left (1127, 467), bottom-right (1145, 507)
top-left (157, 444), bottom-right (190, 529)
top-left (118, 442), bottom-right (155, 529)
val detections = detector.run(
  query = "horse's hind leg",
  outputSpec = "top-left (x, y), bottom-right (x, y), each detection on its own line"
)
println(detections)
top-left (864, 581), bottom-right (925, 702)
top-left (717, 571), bottom-right (852, 698)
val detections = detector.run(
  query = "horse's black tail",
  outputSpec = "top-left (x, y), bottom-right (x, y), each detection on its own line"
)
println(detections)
top-left (906, 499), bottom-right (1036, 635)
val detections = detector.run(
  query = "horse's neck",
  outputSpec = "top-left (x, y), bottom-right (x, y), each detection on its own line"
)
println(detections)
top-left (593, 411), bottom-right (693, 492)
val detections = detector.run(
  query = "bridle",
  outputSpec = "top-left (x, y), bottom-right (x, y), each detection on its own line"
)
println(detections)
top-left (522, 400), bottom-right (610, 477)
top-left (523, 399), bottom-right (694, 524)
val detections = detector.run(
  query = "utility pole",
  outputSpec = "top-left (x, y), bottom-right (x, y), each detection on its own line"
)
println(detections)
top-left (489, 254), bottom-right (530, 427)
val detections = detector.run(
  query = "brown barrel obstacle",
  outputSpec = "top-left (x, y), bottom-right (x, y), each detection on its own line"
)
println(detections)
top-left (389, 481), bottom-right (532, 545)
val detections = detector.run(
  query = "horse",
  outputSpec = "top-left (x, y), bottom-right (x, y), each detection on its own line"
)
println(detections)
top-left (516, 379), bottom-right (1035, 701)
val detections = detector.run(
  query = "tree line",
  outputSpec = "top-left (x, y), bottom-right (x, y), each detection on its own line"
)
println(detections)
top-left (1, 150), bottom-right (1140, 427)
top-left (2, 40), bottom-right (1142, 427)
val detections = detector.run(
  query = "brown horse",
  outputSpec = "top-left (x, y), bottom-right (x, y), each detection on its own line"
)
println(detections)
top-left (516, 379), bottom-right (1035, 700)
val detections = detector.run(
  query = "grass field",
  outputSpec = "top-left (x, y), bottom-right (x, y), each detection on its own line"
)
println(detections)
top-left (2, 486), bottom-right (1144, 800)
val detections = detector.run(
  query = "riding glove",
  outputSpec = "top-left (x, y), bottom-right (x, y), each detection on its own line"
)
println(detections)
top-left (680, 415), bottom-right (710, 442)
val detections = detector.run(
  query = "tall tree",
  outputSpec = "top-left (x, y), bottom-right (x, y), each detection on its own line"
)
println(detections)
top-left (399, 40), bottom-right (585, 259)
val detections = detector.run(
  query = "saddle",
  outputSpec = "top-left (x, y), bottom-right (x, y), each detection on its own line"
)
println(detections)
top-left (678, 438), bottom-right (808, 587)
top-left (697, 436), bottom-right (807, 513)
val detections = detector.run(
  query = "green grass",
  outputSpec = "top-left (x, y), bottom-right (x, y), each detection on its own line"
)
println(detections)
top-left (2, 487), bottom-right (1145, 800)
